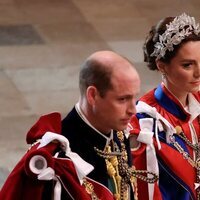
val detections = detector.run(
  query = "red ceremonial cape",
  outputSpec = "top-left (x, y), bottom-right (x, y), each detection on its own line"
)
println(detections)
top-left (0, 112), bottom-right (114, 200)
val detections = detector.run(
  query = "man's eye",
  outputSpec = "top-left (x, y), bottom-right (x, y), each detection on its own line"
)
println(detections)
top-left (118, 98), bottom-right (126, 102)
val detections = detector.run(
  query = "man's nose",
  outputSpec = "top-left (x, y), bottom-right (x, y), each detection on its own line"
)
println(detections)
top-left (127, 99), bottom-right (136, 115)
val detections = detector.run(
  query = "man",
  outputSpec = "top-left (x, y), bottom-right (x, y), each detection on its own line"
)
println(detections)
top-left (62, 50), bottom-right (141, 199)
top-left (0, 50), bottom-right (141, 200)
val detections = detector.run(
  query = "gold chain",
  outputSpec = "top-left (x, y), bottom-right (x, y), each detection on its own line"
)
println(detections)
top-left (172, 125), bottom-right (200, 199)
top-left (82, 178), bottom-right (99, 200)
top-left (95, 131), bottom-right (158, 200)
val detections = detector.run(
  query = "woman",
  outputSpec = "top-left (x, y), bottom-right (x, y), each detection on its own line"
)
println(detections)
top-left (129, 13), bottom-right (200, 200)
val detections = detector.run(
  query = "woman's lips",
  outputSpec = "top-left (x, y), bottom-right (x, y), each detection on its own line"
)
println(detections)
top-left (190, 81), bottom-right (200, 85)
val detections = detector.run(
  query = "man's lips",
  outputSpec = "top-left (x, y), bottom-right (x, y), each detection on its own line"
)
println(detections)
top-left (121, 118), bottom-right (131, 123)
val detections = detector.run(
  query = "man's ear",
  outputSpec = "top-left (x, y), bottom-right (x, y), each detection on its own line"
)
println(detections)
top-left (156, 60), bottom-right (166, 74)
top-left (86, 86), bottom-right (98, 105)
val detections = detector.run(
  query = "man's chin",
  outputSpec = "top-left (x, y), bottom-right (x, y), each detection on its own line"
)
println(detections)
top-left (116, 125), bottom-right (128, 132)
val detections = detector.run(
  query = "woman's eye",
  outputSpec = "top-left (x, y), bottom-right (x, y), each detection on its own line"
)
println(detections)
top-left (182, 63), bottom-right (192, 68)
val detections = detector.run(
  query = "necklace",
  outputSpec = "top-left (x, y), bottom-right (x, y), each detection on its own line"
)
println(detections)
top-left (170, 125), bottom-right (200, 199)
top-left (95, 131), bottom-right (158, 200)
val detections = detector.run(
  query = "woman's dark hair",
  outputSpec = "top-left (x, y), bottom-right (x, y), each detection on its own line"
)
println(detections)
top-left (143, 16), bottom-right (200, 70)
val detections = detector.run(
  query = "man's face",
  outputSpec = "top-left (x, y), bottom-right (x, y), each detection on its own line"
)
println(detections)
top-left (92, 67), bottom-right (140, 134)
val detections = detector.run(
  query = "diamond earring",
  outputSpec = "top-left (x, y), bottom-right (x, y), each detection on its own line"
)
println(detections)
top-left (162, 73), bottom-right (166, 81)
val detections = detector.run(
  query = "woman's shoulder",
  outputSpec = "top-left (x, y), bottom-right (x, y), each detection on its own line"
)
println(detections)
top-left (137, 87), bottom-right (171, 118)
top-left (138, 88), bottom-right (157, 107)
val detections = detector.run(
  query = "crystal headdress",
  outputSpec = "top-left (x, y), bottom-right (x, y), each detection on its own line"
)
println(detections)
top-left (150, 13), bottom-right (200, 59)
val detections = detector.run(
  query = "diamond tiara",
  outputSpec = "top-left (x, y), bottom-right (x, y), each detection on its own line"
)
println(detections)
top-left (150, 13), bottom-right (200, 59)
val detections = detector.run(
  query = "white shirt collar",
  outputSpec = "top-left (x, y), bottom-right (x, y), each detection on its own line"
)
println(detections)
top-left (187, 94), bottom-right (200, 122)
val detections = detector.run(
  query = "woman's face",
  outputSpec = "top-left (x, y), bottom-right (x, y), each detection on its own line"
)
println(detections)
top-left (161, 41), bottom-right (200, 100)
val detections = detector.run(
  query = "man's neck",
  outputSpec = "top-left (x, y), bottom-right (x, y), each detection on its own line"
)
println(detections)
top-left (75, 102), bottom-right (113, 142)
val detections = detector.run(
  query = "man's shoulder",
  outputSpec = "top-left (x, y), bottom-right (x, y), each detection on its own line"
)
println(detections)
top-left (61, 106), bottom-right (84, 139)
top-left (26, 112), bottom-right (62, 144)
top-left (62, 107), bottom-right (78, 124)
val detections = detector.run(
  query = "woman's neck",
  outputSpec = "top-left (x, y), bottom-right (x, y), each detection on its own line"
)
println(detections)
top-left (163, 82), bottom-right (189, 107)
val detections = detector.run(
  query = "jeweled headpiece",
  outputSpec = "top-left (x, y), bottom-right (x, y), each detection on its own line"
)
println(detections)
top-left (150, 13), bottom-right (200, 59)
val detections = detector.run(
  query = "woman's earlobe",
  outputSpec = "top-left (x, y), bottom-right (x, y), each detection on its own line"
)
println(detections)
top-left (156, 60), bottom-right (166, 74)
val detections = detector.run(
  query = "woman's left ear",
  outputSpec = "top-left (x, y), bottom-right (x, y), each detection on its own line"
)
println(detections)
top-left (156, 60), bottom-right (166, 74)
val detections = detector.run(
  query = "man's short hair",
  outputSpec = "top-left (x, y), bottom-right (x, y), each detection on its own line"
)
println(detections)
top-left (79, 58), bottom-right (113, 97)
